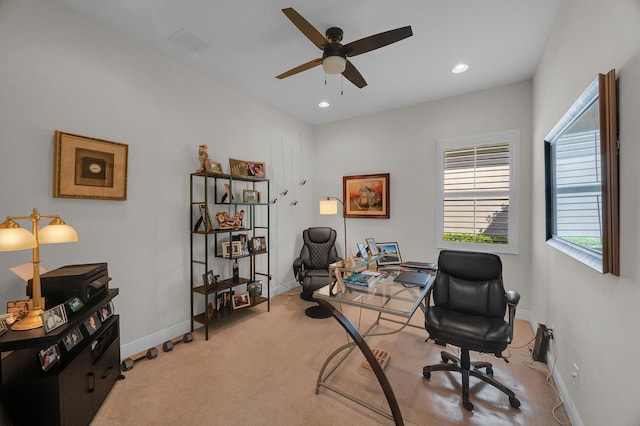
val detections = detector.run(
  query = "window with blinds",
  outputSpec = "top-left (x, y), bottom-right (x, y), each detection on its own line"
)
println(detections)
top-left (436, 130), bottom-right (519, 254)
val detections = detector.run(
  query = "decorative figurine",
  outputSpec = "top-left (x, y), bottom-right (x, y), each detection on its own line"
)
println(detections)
top-left (198, 144), bottom-right (212, 173)
top-left (214, 210), bottom-right (245, 229)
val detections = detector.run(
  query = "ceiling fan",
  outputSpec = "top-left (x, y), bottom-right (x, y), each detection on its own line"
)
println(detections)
top-left (276, 7), bottom-right (413, 88)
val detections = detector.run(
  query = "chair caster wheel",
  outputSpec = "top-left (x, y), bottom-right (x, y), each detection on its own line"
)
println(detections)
top-left (422, 367), bottom-right (431, 379)
top-left (486, 366), bottom-right (493, 376)
top-left (463, 400), bottom-right (473, 411)
top-left (509, 397), bottom-right (521, 408)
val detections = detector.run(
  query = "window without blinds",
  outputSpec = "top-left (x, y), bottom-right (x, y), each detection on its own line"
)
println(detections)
top-left (436, 129), bottom-right (519, 254)
top-left (443, 143), bottom-right (510, 244)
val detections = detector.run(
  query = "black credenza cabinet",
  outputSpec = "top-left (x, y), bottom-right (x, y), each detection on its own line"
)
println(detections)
top-left (0, 289), bottom-right (120, 426)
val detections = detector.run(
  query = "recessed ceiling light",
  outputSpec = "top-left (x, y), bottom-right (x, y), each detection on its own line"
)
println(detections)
top-left (318, 101), bottom-right (330, 108)
top-left (451, 63), bottom-right (469, 74)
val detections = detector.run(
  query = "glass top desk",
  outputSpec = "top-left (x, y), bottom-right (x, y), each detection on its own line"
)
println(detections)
top-left (313, 259), bottom-right (434, 426)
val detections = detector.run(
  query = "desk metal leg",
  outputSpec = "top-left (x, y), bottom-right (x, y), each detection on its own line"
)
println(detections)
top-left (316, 299), bottom-right (404, 426)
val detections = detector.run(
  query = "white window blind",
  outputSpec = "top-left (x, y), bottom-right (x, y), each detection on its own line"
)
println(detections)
top-left (436, 130), bottom-right (519, 254)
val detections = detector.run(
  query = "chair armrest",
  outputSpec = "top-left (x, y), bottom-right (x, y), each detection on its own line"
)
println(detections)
top-left (506, 290), bottom-right (520, 342)
top-left (293, 258), bottom-right (303, 279)
top-left (506, 290), bottom-right (520, 307)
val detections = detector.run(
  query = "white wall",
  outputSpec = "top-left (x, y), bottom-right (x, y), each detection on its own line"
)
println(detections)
top-left (313, 80), bottom-right (534, 311)
top-left (0, 0), bottom-right (313, 354)
top-left (531, 0), bottom-right (640, 424)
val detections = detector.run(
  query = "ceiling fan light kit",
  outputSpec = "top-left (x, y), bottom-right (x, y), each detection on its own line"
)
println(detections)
top-left (322, 56), bottom-right (346, 74)
top-left (277, 7), bottom-right (413, 88)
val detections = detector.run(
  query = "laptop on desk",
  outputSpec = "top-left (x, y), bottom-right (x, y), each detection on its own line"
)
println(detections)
top-left (393, 270), bottom-right (432, 287)
top-left (399, 261), bottom-right (437, 271)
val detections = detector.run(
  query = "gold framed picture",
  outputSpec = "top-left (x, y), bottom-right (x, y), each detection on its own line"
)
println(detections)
top-left (54, 131), bottom-right (128, 200)
top-left (243, 189), bottom-right (259, 203)
top-left (343, 173), bottom-right (390, 218)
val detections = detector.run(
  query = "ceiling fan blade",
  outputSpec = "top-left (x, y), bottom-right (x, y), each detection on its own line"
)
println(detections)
top-left (342, 60), bottom-right (367, 88)
top-left (276, 58), bottom-right (323, 79)
top-left (343, 26), bottom-right (413, 57)
top-left (281, 8), bottom-right (326, 50)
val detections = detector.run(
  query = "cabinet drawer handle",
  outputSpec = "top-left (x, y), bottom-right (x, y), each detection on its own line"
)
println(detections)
top-left (88, 372), bottom-right (95, 393)
top-left (102, 366), bottom-right (113, 379)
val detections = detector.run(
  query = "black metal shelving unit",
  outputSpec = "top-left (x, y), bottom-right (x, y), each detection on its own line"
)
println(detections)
top-left (189, 171), bottom-right (270, 340)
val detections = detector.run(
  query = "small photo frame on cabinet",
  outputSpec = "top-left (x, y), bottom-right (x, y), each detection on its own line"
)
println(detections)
top-left (62, 327), bottom-right (84, 352)
top-left (98, 301), bottom-right (114, 322)
top-left (83, 312), bottom-right (102, 336)
top-left (243, 190), bottom-right (259, 203)
top-left (232, 292), bottom-right (251, 309)
top-left (41, 304), bottom-right (68, 334)
top-left (39, 343), bottom-right (61, 371)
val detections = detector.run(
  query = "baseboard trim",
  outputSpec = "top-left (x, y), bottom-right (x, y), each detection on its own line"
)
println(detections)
top-left (527, 315), bottom-right (584, 426)
top-left (120, 320), bottom-right (190, 359)
top-left (120, 281), bottom-right (300, 359)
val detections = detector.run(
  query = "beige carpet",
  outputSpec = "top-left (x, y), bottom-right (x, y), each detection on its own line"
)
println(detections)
top-left (90, 290), bottom-right (570, 426)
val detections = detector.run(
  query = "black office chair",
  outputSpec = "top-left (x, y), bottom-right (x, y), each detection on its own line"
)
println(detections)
top-left (293, 227), bottom-right (342, 318)
top-left (423, 249), bottom-right (521, 411)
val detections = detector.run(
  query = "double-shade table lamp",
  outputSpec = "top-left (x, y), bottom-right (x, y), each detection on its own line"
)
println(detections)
top-left (319, 196), bottom-right (348, 259)
top-left (0, 208), bottom-right (78, 331)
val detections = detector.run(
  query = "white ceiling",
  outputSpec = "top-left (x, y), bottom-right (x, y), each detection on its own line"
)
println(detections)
top-left (52, 0), bottom-right (559, 126)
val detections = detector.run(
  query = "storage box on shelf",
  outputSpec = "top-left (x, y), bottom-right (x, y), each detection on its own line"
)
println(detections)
top-left (189, 171), bottom-right (270, 340)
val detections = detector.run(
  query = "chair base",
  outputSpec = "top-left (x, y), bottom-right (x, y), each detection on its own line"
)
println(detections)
top-left (423, 349), bottom-right (521, 411)
top-left (304, 304), bottom-right (332, 319)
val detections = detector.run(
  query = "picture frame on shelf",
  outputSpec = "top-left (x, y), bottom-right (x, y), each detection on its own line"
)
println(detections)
top-left (343, 173), bottom-right (390, 218)
top-left (39, 343), bottom-right (61, 371)
top-left (231, 241), bottom-right (243, 256)
top-left (41, 304), bottom-right (68, 334)
top-left (243, 189), bottom-right (259, 203)
top-left (232, 292), bottom-right (251, 309)
top-left (98, 301), bottom-right (114, 322)
top-left (252, 236), bottom-right (267, 252)
top-left (198, 204), bottom-right (214, 232)
top-left (221, 242), bottom-right (232, 258)
top-left (375, 242), bottom-right (402, 265)
top-left (216, 291), bottom-right (231, 311)
top-left (229, 158), bottom-right (266, 177)
top-left (250, 237), bottom-right (261, 253)
top-left (53, 130), bottom-right (128, 201)
top-left (210, 162), bottom-right (223, 174)
top-left (202, 269), bottom-right (218, 289)
top-left (83, 312), bottom-right (102, 336)
top-left (62, 327), bottom-right (84, 352)
top-left (366, 238), bottom-right (378, 256)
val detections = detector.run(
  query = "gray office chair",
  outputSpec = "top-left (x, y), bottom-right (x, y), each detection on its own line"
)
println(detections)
top-left (292, 227), bottom-right (342, 318)
top-left (423, 249), bottom-right (521, 411)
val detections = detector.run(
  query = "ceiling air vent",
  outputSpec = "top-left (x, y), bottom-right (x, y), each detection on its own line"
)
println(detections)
top-left (169, 28), bottom-right (210, 53)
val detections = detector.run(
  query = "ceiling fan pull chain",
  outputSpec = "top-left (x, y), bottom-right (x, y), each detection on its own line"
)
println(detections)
top-left (341, 76), bottom-right (344, 95)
